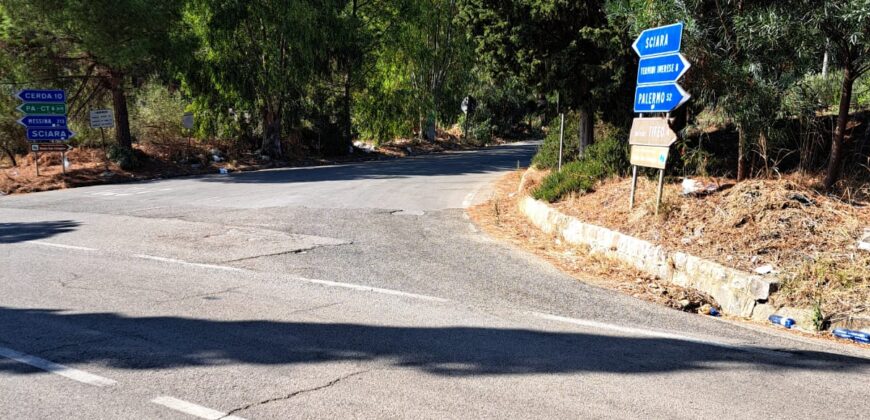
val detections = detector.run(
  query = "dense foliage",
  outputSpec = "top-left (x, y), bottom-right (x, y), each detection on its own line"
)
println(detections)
top-left (0, 0), bottom-right (868, 191)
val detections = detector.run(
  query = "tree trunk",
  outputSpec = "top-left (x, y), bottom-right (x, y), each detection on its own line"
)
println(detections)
top-left (578, 108), bottom-right (593, 157)
top-left (737, 125), bottom-right (747, 181)
top-left (823, 68), bottom-right (855, 191)
top-left (262, 107), bottom-right (282, 157)
top-left (108, 71), bottom-right (132, 149)
top-left (0, 143), bottom-right (16, 167)
top-left (343, 74), bottom-right (352, 153)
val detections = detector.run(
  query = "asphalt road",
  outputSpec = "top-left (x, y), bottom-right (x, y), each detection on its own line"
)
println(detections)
top-left (1, 142), bottom-right (868, 419)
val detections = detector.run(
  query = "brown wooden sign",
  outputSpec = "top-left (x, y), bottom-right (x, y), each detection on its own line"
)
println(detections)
top-left (30, 143), bottom-right (72, 152)
top-left (629, 117), bottom-right (677, 146)
top-left (630, 145), bottom-right (669, 170)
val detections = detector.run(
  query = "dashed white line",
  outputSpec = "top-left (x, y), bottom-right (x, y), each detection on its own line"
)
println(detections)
top-left (0, 346), bottom-right (116, 387)
top-left (26, 241), bottom-right (97, 252)
top-left (530, 312), bottom-right (791, 357)
top-left (134, 254), bottom-right (245, 273)
top-left (151, 396), bottom-right (246, 420)
top-left (289, 275), bottom-right (449, 303)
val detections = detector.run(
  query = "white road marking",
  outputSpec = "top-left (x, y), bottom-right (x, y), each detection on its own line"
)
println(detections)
top-left (0, 346), bottom-right (116, 387)
top-left (26, 241), bottom-right (97, 252)
top-left (289, 275), bottom-right (449, 303)
top-left (133, 254), bottom-right (445, 303)
top-left (151, 396), bottom-right (246, 420)
top-left (530, 312), bottom-right (791, 357)
top-left (134, 255), bottom-right (245, 273)
top-left (462, 192), bottom-right (476, 208)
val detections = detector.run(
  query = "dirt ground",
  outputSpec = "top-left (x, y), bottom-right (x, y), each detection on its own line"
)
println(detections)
top-left (528, 168), bottom-right (870, 327)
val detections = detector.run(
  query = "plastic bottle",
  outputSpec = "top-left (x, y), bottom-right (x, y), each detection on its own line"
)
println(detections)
top-left (768, 315), bottom-right (795, 328)
top-left (833, 328), bottom-right (870, 344)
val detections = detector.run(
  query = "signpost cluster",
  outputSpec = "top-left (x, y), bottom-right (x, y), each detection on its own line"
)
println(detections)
top-left (628, 22), bottom-right (692, 214)
top-left (15, 89), bottom-right (74, 175)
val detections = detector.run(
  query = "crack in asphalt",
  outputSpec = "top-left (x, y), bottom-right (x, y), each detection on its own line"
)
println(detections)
top-left (155, 287), bottom-right (242, 304)
top-left (219, 370), bottom-right (370, 418)
top-left (219, 241), bottom-right (355, 264)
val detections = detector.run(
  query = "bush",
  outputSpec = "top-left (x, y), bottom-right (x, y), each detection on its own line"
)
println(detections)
top-left (532, 136), bottom-right (629, 202)
top-left (533, 112), bottom-right (582, 169)
top-left (106, 144), bottom-right (141, 170)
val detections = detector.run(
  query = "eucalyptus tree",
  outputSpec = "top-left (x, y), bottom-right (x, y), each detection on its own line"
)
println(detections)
top-left (185, 0), bottom-right (338, 156)
top-left (813, 0), bottom-right (870, 190)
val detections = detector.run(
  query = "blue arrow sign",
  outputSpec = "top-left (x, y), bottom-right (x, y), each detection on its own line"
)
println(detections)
top-left (637, 53), bottom-right (691, 86)
top-left (17, 116), bottom-right (68, 128)
top-left (26, 128), bottom-right (75, 142)
top-left (634, 83), bottom-right (691, 113)
top-left (632, 22), bottom-right (683, 57)
top-left (16, 89), bottom-right (66, 103)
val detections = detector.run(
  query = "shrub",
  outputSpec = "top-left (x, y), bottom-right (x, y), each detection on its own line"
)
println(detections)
top-left (106, 144), bottom-right (141, 170)
top-left (532, 135), bottom-right (629, 202)
top-left (532, 112), bottom-right (582, 169)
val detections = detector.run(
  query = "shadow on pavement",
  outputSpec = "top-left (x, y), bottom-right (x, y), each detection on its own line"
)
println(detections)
top-left (0, 307), bottom-right (866, 376)
top-left (0, 221), bottom-right (80, 244)
top-left (198, 142), bottom-right (539, 185)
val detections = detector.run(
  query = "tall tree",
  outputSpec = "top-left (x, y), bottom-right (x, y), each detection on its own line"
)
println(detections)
top-left (816, 0), bottom-right (870, 190)
top-left (460, 0), bottom-right (615, 153)
top-left (0, 0), bottom-right (190, 149)
top-left (185, 0), bottom-right (336, 156)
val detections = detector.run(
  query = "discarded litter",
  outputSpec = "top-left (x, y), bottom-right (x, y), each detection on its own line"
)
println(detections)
top-left (768, 315), bottom-right (795, 329)
top-left (681, 178), bottom-right (718, 196)
top-left (859, 228), bottom-right (870, 252)
top-left (218, 168), bottom-right (229, 175)
top-left (755, 264), bottom-right (775, 275)
top-left (832, 328), bottom-right (870, 344)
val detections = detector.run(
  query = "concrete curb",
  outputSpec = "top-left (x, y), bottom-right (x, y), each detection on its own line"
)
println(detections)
top-left (518, 194), bottom-right (798, 322)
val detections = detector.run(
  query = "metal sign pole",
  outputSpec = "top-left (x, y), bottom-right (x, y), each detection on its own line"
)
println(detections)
top-left (34, 148), bottom-right (40, 176)
top-left (655, 168), bottom-right (665, 215)
top-left (559, 114), bottom-right (565, 172)
top-left (61, 150), bottom-right (66, 175)
top-left (629, 165), bottom-right (638, 210)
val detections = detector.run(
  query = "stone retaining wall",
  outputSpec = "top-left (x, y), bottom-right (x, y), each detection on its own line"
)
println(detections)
top-left (519, 196), bottom-right (781, 319)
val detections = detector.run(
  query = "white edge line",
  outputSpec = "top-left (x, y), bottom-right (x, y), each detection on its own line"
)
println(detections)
top-left (134, 254), bottom-right (446, 303)
top-left (151, 396), bottom-right (246, 420)
top-left (290, 276), bottom-right (449, 303)
top-left (530, 312), bottom-right (790, 358)
top-left (462, 192), bottom-right (475, 208)
top-left (0, 346), bottom-right (116, 387)
top-left (27, 241), bottom-right (97, 252)
top-left (134, 254), bottom-right (244, 273)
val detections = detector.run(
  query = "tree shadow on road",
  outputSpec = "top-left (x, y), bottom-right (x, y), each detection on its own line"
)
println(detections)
top-left (0, 221), bottom-right (79, 244)
top-left (198, 142), bottom-right (539, 185)
top-left (0, 306), bottom-right (866, 377)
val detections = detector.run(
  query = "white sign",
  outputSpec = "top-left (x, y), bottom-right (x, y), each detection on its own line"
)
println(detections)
top-left (90, 109), bottom-right (114, 129)
top-left (182, 112), bottom-right (194, 130)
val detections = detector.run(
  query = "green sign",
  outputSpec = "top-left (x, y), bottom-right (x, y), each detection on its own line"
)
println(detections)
top-left (16, 103), bottom-right (67, 115)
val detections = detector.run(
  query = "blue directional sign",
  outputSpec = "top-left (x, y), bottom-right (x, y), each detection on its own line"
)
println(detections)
top-left (632, 22), bottom-right (683, 57)
top-left (634, 83), bottom-right (690, 113)
top-left (637, 53), bottom-right (691, 86)
top-left (26, 128), bottom-right (75, 142)
top-left (17, 116), bottom-right (68, 128)
top-left (16, 89), bottom-right (66, 103)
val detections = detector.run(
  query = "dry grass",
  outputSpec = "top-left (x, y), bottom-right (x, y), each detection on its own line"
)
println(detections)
top-left (536, 171), bottom-right (869, 322)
